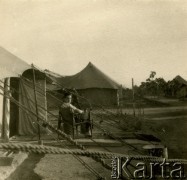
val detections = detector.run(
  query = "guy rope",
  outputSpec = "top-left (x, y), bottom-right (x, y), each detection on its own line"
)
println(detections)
top-left (0, 143), bottom-right (187, 164)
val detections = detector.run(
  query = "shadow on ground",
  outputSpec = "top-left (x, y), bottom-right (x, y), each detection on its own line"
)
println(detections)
top-left (6, 154), bottom-right (44, 180)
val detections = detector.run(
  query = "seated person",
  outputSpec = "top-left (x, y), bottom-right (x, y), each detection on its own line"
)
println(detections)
top-left (58, 92), bottom-right (83, 136)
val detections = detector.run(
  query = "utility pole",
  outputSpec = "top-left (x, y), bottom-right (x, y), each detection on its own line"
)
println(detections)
top-left (132, 78), bottom-right (135, 117)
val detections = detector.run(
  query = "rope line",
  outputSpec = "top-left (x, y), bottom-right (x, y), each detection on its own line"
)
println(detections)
top-left (0, 143), bottom-right (187, 164)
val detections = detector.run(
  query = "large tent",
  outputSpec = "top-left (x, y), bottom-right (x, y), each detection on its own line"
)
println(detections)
top-left (57, 62), bottom-right (120, 107)
top-left (0, 47), bottom-right (47, 140)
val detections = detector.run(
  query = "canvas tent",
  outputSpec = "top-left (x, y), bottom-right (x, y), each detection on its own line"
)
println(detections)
top-left (0, 47), bottom-right (47, 140)
top-left (18, 69), bottom-right (48, 135)
top-left (57, 62), bottom-right (120, 107)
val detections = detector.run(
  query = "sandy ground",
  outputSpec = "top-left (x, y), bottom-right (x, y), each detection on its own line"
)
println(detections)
top-left (34, 154), bottom-right (111, 180)
top-left (0, 152), bottom-right (28, 180)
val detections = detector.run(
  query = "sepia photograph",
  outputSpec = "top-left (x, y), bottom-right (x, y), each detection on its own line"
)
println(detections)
top-left (0, 0), bottom-right (187, 179)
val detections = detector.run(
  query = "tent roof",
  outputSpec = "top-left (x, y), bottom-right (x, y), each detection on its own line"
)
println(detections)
top-left (58, 62), bottom-right (120, 89)
top-left (174, 75), bottom-right (187, 86)
top-left (0, 46), bottom-right (30, 79)
top-left (44, 69), bottom-right (64, 78)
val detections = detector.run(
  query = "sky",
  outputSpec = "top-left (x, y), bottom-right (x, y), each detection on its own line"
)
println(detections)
top-left (0, 0), bottom-right (187, 87)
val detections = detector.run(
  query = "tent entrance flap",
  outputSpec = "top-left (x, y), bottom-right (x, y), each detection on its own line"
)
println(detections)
top-left (18, 78), bottom-right (47, 135)
top-left (9, 78), bottom-right (20, 137)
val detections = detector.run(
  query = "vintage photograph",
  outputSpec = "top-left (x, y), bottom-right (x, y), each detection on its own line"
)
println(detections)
top-left (0, 0), bottom-right (187, 179)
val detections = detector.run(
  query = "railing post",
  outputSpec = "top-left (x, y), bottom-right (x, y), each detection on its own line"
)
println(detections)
top-left (1, 78), bottom-right (10, 142)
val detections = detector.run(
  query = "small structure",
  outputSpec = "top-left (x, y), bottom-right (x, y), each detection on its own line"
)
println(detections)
top-left (172, 75), bottom-right (187, 98)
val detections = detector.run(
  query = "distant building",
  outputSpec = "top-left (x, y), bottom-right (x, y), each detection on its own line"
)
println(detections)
top-left (173, 75), bottom-right (187, 98)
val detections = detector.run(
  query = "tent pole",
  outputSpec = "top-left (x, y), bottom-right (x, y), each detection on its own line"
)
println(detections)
top-left (1, 78), bottom-right (10, 142)
top-left (32, 65), bottom-right (41, 143)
